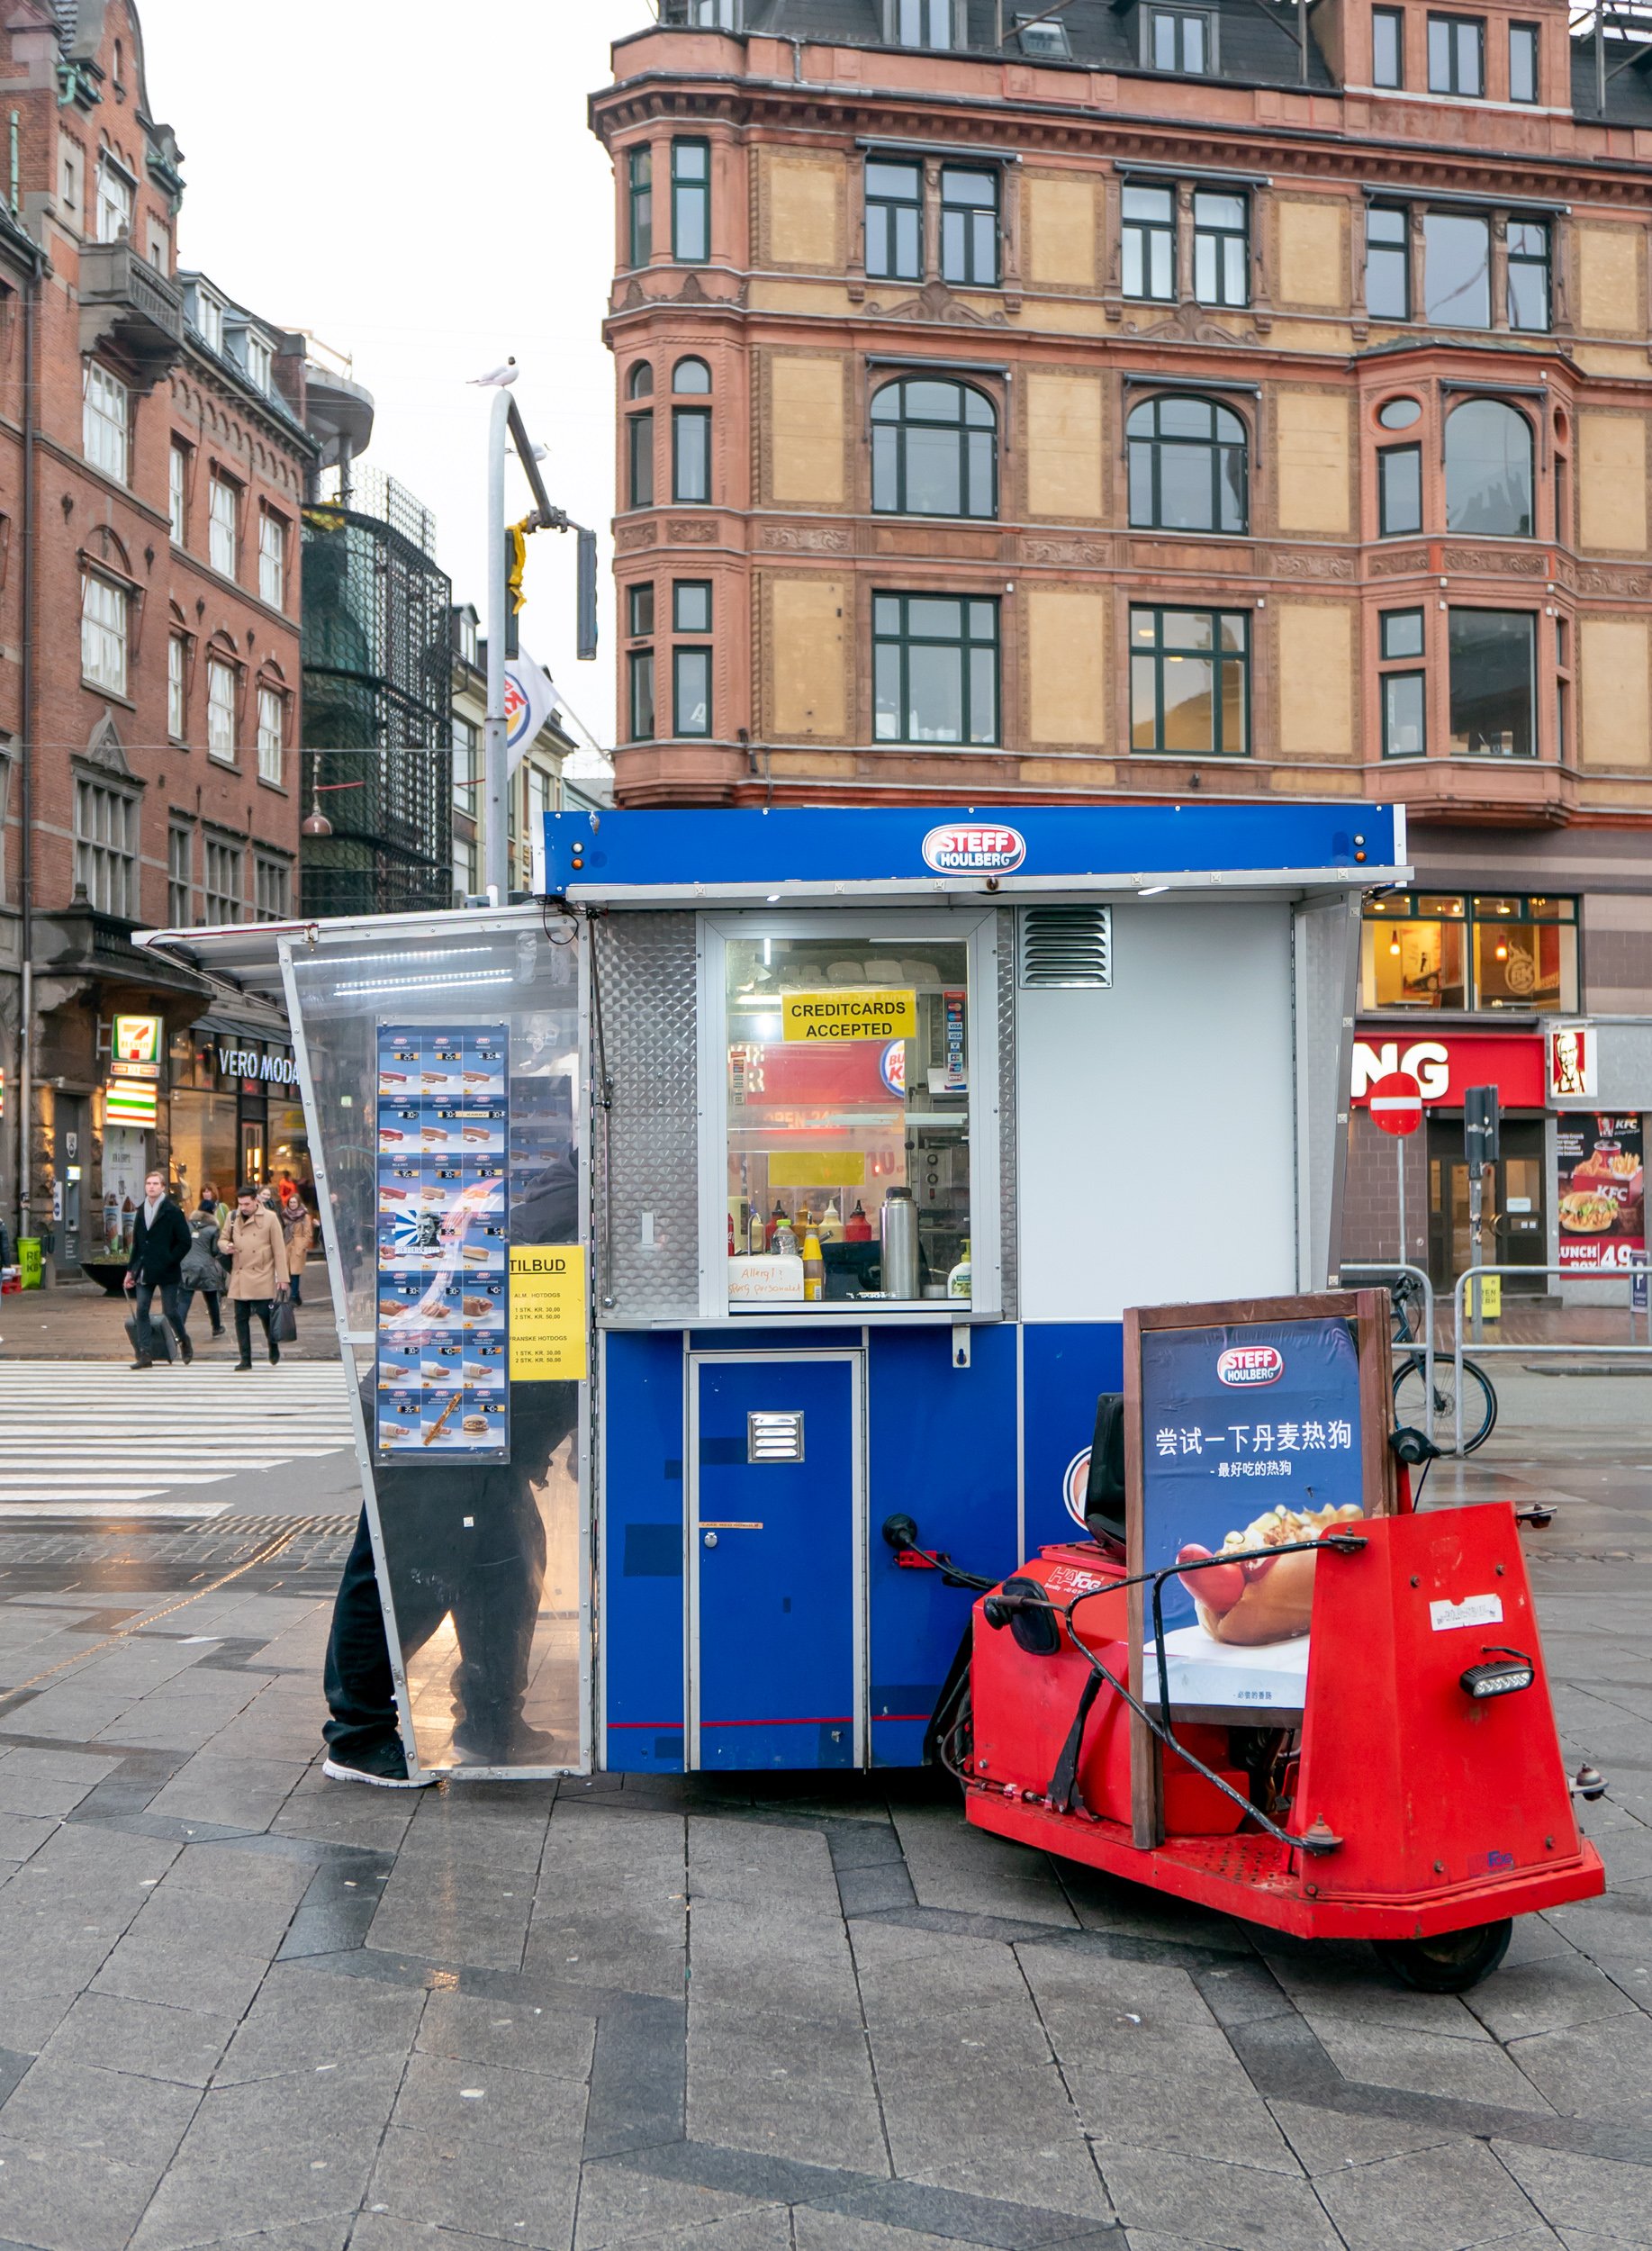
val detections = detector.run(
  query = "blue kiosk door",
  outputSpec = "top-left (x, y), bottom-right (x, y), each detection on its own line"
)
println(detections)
top-left (689, 1352), bottom-right (863, 1770)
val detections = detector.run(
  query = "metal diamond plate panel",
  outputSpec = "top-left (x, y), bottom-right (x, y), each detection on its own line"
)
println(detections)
top-left (1294, 896), bottom-right (1359, 1291)
top-left (595, 913), bottom-right (700, 1322)
top-left (998, 909), bottom-right (1017, 1321)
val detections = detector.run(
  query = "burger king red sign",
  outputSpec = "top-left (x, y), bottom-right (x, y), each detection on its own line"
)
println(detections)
top-left (921, 824), bottom-right (1026, 875)
top-left (1217, 1344), bottom-right (1284, 1388)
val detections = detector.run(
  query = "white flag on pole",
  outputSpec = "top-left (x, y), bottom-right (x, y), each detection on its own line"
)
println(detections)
top-left (504, 649), bottom-right (558, 775)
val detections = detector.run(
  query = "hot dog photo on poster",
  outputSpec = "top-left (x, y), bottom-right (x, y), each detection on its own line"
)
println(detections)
top-left (1139, 1317), bottom-right (1367, 1712)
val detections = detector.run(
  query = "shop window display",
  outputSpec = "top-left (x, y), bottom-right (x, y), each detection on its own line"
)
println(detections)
top-left (1361, 892), bottom-right (1576, 1012)
top-left (724, 932), bottom-right (972, 1306)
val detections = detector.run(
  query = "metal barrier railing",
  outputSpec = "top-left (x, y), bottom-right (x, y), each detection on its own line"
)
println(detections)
top-left (1451, 1262), bottom-right (1652, 1457)
top-left (1337, 1261), bottom-right (1436, 1445)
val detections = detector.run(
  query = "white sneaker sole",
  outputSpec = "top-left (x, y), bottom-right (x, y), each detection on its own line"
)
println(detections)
top-left (321, 1756), bottom-right (432, 1789)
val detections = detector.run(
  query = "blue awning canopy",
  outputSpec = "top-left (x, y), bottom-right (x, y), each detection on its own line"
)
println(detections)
top-left (539, 802), bottom-right (1407, 906)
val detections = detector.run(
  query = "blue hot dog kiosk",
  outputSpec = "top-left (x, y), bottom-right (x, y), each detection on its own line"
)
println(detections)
top-left (138, 800), bottom-right (1404, 1780)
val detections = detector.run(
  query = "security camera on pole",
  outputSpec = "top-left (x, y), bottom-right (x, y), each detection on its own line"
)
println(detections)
top-left (473, 358), bottom-right (600, 904)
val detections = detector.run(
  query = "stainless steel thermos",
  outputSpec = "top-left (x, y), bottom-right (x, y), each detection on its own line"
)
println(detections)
top-left (880, 1187), bottom-right (918, 1299)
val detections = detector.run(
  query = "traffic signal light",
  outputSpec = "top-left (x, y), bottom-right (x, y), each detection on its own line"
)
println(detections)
top-left (1464, 1085), bottom-right (1501, 1171)
top-left (576, 529), bottom-right (599, 662)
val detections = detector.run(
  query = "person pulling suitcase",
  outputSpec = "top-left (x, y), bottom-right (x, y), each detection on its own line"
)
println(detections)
top-left (123, 1173), bottom-right (194, 1367)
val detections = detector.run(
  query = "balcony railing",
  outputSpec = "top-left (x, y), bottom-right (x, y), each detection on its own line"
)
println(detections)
top-left (77, 241), bottom-right (184, 385)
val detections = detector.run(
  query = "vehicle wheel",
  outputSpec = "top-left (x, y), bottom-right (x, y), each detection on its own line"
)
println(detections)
top-left (1392, 1355), bottom-right (1498, 1455)
top-left (1374, 1919), bottom-right (1512, 1992)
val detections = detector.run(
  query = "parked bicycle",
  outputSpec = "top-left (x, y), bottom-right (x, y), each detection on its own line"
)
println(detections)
top-left (1386, 1273), bottom-right (1498, 1454)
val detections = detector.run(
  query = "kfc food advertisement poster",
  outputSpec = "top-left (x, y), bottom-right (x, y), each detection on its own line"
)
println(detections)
top-left (1140, 1318), bottom-right (1365, 1712)
top-left (1556, 1115), bottom-right (1645, 1274)
top-left (375, 1023), bottom-right (510, 1463)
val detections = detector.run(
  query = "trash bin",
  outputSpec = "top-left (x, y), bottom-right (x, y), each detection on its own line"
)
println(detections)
top-left (18, 1238), bottom-right (41, 1289)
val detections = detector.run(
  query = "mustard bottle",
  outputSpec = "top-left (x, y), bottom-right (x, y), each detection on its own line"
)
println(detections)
top-left (802, 1228), bottom-right (825, 1302)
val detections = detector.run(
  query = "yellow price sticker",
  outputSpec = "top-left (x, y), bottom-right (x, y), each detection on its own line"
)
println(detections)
top-left (781, 989), bottom-right (916, 1044)
top-left (509, 1244), bottom-right (588, 1381)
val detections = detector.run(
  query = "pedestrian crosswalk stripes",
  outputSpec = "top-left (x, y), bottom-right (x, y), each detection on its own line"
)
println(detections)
top-left (0, 1361), bottom-right (357, 1516)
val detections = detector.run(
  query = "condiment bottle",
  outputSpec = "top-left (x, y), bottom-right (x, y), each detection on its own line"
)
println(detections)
top-left (817, 1198), bottom-right (844, 1243)
top-left (802, 1229), bottom-right (824, 1301)
top-left (947, 1238), bottom-right (971, 1298)
top-left (748, 1205), bottom-right (766, 1255)
top-left (764, 1199), bottom-right (786, 1250)
top-left (844, 1199), bottom-right (871, 1243)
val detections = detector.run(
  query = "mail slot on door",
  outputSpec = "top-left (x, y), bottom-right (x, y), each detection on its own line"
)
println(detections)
top-left (748, 1411), bottom-right (805, 1463)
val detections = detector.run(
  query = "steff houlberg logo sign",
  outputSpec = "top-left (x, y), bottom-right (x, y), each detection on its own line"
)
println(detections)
top-left (921, 824), bottom-right (1027, 875)
top-left (1217, 1343), bottom-right (1285, 1388)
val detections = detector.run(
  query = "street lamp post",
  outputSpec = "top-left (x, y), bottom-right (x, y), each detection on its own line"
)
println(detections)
top-left (483, 379), bottom-right (599, 903)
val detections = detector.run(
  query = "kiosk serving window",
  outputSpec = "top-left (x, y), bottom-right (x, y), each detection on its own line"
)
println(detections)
top-left (717, 924), bottom-right (989, 1311)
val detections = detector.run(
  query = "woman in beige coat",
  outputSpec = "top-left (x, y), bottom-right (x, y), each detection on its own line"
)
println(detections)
top-left (220, 1185), bottom-right (290, 1369)
top-left (280, 1187), bottom-right (315, 1306)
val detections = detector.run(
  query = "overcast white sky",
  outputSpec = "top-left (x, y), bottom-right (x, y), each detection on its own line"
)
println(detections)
top-left (138, 0), bottom-right (656, 752)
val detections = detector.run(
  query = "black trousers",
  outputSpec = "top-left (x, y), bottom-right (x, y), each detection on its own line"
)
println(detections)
top-left (234, 1297), bottom-right (278, 1364)
top-left (321, 1494), bottom-right (546, 1763)
top-left (178, 1288), bottom-right (223, 1335)
top-left (133, 1279), bottom-right (185, 1355)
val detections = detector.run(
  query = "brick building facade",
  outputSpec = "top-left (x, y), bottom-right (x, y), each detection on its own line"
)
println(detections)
top-left (591, 0), bottom-right (1652, 1303)
top-left (0, 0), bottom-right (314, 1272)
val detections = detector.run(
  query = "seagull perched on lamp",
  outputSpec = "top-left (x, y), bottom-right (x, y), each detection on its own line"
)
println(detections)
top-left (469, 357), bottom-right (518, 387)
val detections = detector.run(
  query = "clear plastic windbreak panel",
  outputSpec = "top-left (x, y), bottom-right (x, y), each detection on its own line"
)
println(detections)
top-left (287, 923), bottom-right (584, 1774)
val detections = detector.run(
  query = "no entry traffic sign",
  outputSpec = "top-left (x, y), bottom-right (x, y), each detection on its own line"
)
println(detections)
top-left (1369, 1070), bottom-right (1423, 1138)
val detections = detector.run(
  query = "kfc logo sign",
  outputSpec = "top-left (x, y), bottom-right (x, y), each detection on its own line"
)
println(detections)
top-left (1548, 1024), bottom-right (1597, 1102)
top-left (922, 824), bottom-right (1026, 875)
top-left (1217, 1344), bottom-right (1285, 1388)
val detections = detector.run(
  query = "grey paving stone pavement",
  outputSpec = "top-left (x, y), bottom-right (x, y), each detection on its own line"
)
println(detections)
top-left (0, 1370), bottom-right (1647, 2249)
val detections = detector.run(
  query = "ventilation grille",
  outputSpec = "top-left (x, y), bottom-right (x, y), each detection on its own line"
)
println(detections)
top-left (1019, 906), bottom-right (1113, 990)
top-left (748, 1411), bottom-right (805, 1463)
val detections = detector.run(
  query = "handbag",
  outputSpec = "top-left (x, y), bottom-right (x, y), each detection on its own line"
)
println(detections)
top-left (271, 1297), bottom-right (298, 1345)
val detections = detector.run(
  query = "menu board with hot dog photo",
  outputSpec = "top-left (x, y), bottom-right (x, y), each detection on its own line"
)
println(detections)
top-left (1557, 1115), bottom-right (1645, 1273)
top-left (1137, 1316), bottom-right (1367, 1713)
top-left (375, 1023), bottom-right (510, 1463)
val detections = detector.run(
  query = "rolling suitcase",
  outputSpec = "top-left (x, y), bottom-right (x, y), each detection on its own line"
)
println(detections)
top-left (125, 1311), bottom-right (176, 1364)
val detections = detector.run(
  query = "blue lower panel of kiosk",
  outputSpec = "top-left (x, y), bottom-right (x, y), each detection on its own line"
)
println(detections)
top-left (866, 1324), bottom-right (1016, 1767)
top-left (1022, 1323), bottom-right (1126, 1551)
top-left (600, 1320), bottom-right (1124, 1772)
top-left (602, 1331), bottom-right (689, 1772)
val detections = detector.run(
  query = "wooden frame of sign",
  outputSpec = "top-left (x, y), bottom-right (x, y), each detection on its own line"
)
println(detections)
top-left (1123, 1289), bottom-right (1395, 1849)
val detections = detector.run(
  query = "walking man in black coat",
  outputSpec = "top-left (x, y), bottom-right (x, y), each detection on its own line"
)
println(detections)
top-left (124, 1171), bottom-right (194, 1367)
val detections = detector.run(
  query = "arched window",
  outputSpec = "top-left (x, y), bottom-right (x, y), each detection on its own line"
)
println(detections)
top-left (871, 378), bottom-right (998, 520)
top-left (673, 356), bottom-right (711, 393)
top-left (627, 362), bottom-right (654, 399)
top-left (1127, 394), bottom-right (1247, 534)
top-left (1445, 399), bottom-right (1532, 538)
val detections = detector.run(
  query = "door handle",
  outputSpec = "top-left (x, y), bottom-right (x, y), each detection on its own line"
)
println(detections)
top-left (703, 1532), bottom-right (717, 1549)
top-left (699, 1522), bottom-right (763, 1532)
